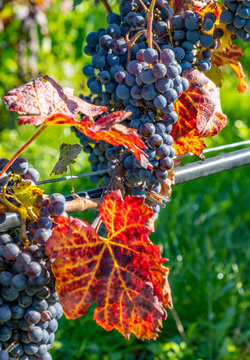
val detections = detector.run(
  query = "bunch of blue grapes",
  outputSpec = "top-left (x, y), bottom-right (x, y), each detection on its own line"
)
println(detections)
top-left (0, 158), bottom-right (40, 188)
top-left (166, 10), bottom-right (220, 72)
top-left (80, 0), bottom-right (231, 206)
top-left (220, 0), bottom-right (250, 41)
top-left (0, 158), bottom-right (65, 360)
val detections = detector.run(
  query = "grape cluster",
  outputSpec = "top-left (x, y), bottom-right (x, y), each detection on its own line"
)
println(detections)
top-left (0, 158), bottom-right (39, 188)
top-left (0, 158), bottom-right (66, 360)
top-left (78, 0), bottom-right (245, 206)
top-left (80, 0), bottom-right (191, 191)
top-left (168, 10), bottom-right (219, 72)
top-left (220, 0), bottom-right (250, 42)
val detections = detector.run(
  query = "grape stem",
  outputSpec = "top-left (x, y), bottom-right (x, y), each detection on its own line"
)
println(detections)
top-left (147, 0), bottom-right (157, 48)
top-left (101, 0), bottom-right (112, 13)
top-left (0, 193), bottom-right (29, 242)
top-left (0, 124), bottom-right (47, 178)
top-left (138, 0), bottom-right (149, 12)
top-left (126, 29), bottom-right (147, 65)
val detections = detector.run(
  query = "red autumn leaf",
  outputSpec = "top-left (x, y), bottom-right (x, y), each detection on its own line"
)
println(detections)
top-left (172, 68), bottom-right (227, 156)
top-left (212, 44), bottom-right (248, 93)
top-left (2, 77), bottom-right (150, 168)
top-left (46, 114), bottom-right (150, 168)
top-left (2, 75), bottom-right (107, 126)
top-left (91, 110), bottom-right (132, 131)
top-left (46, 190), bottom-right (172, 340)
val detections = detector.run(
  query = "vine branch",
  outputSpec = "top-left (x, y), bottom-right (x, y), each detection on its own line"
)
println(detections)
top-left (0, 124), bottom-right (47, 178)
top-left (101, 0), bottom-right (112, 14)
top-left (147, 0), bottom-right (157, 48)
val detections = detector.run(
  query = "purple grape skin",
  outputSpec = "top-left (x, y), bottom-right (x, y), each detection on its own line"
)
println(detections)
top-left (28, 326), bottom-right (43, 343)
top-left (159, 157), bottom-right (174, 170)
top-left (160, 49), bottom-right (175, 65)
top-left (0, 172), bottom-right (8, 187)
top-left (0, 158), bottom-right (9, 170)
top-left (39, 206), bottom-right (50, 217)
top-left (11, 157), bottom-right (29, 175)
top-left (139, 123), bottom-right (155, 137)
top-left (37, 217), bottom-right (52, 230)
top-left (147, 134), bottom-right (163, 149)
top-left (155, 169), bottom-right (168, 182)
top-left (48, 201), bottom-right (64, 217)
top-left (33, 228), bottom-right (52, 245)
top-left (23, 168), bottom-right (39, 182)
top-left (152, 63), bottom-right (167, 78)
top-left (142, 48), bottom-right (158, 64)
top-left (25, 262), bottom-right (42, 278)
top-left (11, 274), bottom-right (28, 291)
top-left (156, 144), bottom-right (171, 158)
top-left (2, 243), bottom-right (19, 260)
top-left (24, 309), bottom-right (41, 325)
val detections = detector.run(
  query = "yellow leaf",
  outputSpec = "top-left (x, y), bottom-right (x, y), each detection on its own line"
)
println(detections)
top-left (13, 182), bottom-right (44, 220)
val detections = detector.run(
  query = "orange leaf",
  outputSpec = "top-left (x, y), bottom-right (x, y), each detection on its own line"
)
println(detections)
top-left (174, 130), bottom-right (206, 156)
top-left (46, 190), bottom-right (172, 340)
top-left (172, 68), bottom-right (227, 156)
top-left (212, 44), bottom-right (248, 93)
top-left (198, 1), bottom-right (226, 21)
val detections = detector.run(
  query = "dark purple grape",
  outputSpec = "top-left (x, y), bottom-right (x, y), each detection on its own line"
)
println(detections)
top-left (23, 168), bottom-right (39, 182)
top-left (147, 134), bottom-right (163, 149)
top-left (11, 158), bottom-right (28, 175)
top-left (0, 172), bottom-right (8, 187)
top-left (37, 217), bottom-right (52, 230)
top-left (48, 201), bottom-right (64, 217)
top-left (0, 325), bottom-right (12, 342)
top-left (0, 304), bottom-right (11, 322)
top-left (142, 48), bottom-right (158, 64)
top-left (24, 343), bottom-right (39, 355)
top-left (9, 343), bottom-right (24, 357)
top-left (155, 169), bottom-right (168, 182)
top-left (39, 207), bottom-right (50, 217)
top-left (0, 271), bottom-right (13, 286)
top-left (0, 350), bottom-right (8, 360)
top-left (160, 49), bottom-right (175, 65)
top-left (156, 144), bottom-right (171, 158)
top-left (28, 326), bottom-right (43, 343)
top-left (18, 293), bottom-right (33, 308)
top-left (139, 123), bottom-right (155, 137)
top-left (25, 262), bottom-right (42, 278)
top-left (11, 274), bottom-right (28, 291)
top-left (24, 309), bottom-right (41, 325)
top-left (2, 243), bottom-right (19, 260)
top-left (159, 157), bottom-right (174, 170)
top-left (11, 304), bottom-right (25, 320)
top-left (50, 193), bottom-right (66, 204)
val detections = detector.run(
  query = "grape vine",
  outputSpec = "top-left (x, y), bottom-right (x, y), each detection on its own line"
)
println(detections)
top-left (0, 0), bottom-right (249, 357)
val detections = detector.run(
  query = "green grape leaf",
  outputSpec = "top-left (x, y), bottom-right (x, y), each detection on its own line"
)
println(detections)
top-left (51, 143), bottom-right (83, 175)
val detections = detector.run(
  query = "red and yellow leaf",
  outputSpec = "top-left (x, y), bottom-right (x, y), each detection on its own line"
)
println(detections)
top-left (46, 190), bottom-right (172, 340)
top-left (198, 1), bottom-right (225, 21)
top-left (172, 68), bottom-right (227, 156)
top-left (2, 75), bottom-right (107, 126)
top-left (212, 44), bottom-right (248, 93)
top-left (2, 78), bottom-right (150, 167)
top-left (174, 130), bottom-right (206, 157)
top-left (215, 23), bottom-right (233, 51)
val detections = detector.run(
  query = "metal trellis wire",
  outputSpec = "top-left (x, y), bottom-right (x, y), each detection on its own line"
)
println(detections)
top-left (0, 145), bottom-right (249, 232)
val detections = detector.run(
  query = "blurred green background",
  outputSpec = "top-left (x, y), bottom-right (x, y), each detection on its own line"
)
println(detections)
top-left (0, 1), bottom-right (249, 359)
